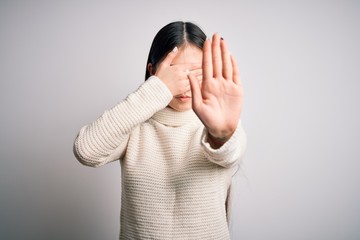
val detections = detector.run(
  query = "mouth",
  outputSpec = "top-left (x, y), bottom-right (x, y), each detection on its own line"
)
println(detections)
top-left (175, 95), bottom-right (192, 102)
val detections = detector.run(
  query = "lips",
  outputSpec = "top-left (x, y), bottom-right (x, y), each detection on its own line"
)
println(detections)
top-left (175, 95), bottom-right (191, 102)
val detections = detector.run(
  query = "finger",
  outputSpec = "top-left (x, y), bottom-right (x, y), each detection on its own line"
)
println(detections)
top-left (182, 65), bottom-right (201, 76)
top-left (183, 63), bottom-right (202, 71)
top-left (197, 75), bottom-right (203, 83)
top-left (212, 33), bottom-right (222, 78)
top-left (176, 78), bottom-right (191, 95)
top-left (188, 73), bottom-right (202, 111)
top-left (170, 62), bottom-right (202, 70)
top-left (160, 46), bottom-right (179, 67)
top-left (189, 68), bottom-right (202, 77)
top-left (202, 39), bottom-right (212, 81)
top-left (220, 39), bottom-right (232, 80)
top-left (173, 63), bottom-right (201, 77)
top-left (183, 82), bottom-right (191, 94)
top-left (189, 65), bottom-right (202, 71)
top-left (230, 54), bottom-right (241, 85)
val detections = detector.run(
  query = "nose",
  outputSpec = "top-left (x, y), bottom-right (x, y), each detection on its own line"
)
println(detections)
top-left (183, 90), bottom-right (192, 97)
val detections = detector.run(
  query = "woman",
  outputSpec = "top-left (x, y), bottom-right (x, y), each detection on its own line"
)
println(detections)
top-left (73, 21), bottom-right (247, 239)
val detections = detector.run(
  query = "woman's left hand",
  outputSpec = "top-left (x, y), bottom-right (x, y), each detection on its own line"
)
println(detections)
top-left (188, 33), bottom-right (244, 145)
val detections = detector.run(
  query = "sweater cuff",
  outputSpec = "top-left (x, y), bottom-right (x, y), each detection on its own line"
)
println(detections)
top-left (129, 76), bottom-right (173, 113)
top-left (144, 76), bottom-right (173, 103)
top-left (201, 120), bottom-right (246, 168)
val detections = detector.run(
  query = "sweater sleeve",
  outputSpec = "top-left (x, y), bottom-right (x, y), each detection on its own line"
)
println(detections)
top-left (200, 120), bottom-right (247, 168)
top-left (73, 76), bottom-right (173, 167)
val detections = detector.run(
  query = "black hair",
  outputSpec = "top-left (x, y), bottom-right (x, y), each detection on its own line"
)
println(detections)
top-left (145, 21), bottom-right (207, 80)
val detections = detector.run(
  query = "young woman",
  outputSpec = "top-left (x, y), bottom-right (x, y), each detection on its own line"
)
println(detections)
top-left (73, 21), bottom-right (247, 239)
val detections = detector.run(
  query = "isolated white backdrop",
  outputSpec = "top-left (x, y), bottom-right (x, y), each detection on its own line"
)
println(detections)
top-left (1, 0), bottom-right (359, 239)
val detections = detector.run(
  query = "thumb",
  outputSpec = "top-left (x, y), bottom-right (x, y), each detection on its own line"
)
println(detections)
top-left (188, 73), bottom-right (202, 111)
top-left (161, 46), bottom-right (178, 66)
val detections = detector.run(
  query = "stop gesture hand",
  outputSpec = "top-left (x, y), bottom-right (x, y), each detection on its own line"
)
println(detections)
top-left (188, 33), bottom-right (243, 147)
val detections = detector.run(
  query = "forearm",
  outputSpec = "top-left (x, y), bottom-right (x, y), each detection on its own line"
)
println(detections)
top-left (74, 76), bottom-right (173, 167)
top-left (202, 120), bottom-right (247, 168)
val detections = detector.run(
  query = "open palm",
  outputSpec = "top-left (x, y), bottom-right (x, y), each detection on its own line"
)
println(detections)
top-left (189, 33), bottom-right (243, 141)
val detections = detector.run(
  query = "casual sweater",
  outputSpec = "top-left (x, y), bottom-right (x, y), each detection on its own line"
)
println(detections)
top-left (73, 76), bottom-right (247, 240)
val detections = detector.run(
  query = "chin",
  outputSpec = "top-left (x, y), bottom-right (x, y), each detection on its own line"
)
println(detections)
top-left (169, 104), bottom-right (192, 112)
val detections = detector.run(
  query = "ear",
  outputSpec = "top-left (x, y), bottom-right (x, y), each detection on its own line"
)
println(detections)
top-left (147, 63), bottom-right (155, 76)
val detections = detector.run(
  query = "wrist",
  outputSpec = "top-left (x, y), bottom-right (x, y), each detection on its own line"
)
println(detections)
top-left (207, 129), bottom-right (235, 149)
top-left (208, 128), bottom-right (235, 141)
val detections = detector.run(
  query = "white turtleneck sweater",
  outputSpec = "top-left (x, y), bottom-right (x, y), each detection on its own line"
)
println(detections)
top-left (73, 76), bottom-right (247, 240)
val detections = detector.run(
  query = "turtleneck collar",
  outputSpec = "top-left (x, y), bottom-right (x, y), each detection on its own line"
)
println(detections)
top-left (151, 107), bottom-right (201, 127)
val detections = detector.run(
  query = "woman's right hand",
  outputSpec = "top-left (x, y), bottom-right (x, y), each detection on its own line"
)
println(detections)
top-left (155, 47), bottom-right (201, 96)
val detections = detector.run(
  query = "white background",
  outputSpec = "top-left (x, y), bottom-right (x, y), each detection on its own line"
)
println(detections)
top-left (1, 0), bottom-right (359, 239)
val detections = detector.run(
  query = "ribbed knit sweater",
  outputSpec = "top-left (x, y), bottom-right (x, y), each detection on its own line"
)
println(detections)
top-left (73, 76), bottom-right (247, 239)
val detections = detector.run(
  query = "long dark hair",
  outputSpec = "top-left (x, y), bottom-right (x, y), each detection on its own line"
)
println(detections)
top-left (145, 21), bottom-right (207, 80)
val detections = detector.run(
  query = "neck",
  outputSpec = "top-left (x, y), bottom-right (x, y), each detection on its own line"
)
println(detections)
top-left (151, 107), bottom-right (200, 127)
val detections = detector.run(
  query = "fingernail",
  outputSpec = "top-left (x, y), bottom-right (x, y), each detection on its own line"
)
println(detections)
top-left (172, 46), bottom-right (178, 52)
